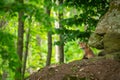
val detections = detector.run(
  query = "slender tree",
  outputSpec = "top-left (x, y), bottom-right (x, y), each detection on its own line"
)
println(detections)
top-left (45, 0), bottom-right (52, 66)
top-left (46, 31), bottom-right (52, 66)
top-left (54, 0), bottom-right (64, 64)
top-left (22, 27), bottom-right (30, 79)
top-left (16, 0), bottom-right (24, 79)
top-left (58, 0), bottom-right (64, 63)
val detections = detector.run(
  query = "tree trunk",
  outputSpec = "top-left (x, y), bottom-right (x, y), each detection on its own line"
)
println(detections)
top-left (46, 6), bottom-right (52, 66)
top-left (22, 28), bottom-right (30, 79)
top-left (59, 35), bottom-right (64, 63)
top-left (58, 0), bottom-right (64, 64)
top-left (46, 32), bottom-right (52, 66)
top-left (54, 0), bottom-right (64, 64)
top-left (16, 0), bottom-right (24, 79)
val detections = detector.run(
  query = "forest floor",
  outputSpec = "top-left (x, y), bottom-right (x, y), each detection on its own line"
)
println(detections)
top-left (28, 57), bottom-right (120, 80)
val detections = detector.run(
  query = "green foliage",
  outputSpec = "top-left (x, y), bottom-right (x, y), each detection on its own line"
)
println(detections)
top-left (54, 28), bottom-right (91, 42)
top-left (0, 0), bottom-right (110, 79)
top-left (64, 41), bottom-right (83, 62)
top-left (0, 29), bottom-right (19, 79)
top-left (60, 0), bottom-right (110, 41)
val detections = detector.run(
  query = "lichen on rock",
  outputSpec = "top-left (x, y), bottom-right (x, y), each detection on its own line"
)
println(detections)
top-left (88, 0), bottom-right (120, 55)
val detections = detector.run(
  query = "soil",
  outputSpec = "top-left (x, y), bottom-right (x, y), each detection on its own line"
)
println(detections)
top-left (27, 57), bottom-right (120, 80)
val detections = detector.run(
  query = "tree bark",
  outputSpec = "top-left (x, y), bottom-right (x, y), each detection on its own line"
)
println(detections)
top-left (22, 28), bottom-right (30, 79)
top-left (58, 0), bottom-right (64, 64)
top-left (59, 35), bottom-right (64, 63)
top-left (54, 0), bottom-right (64, 64)
top-left (46, 6), bottom-right (52, 66)
top-left (16, 0), bottom-right (24, 79)
top-left (46, 32), bottom-right (52, 66)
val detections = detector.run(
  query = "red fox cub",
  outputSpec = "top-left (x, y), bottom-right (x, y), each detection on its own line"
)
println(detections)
top-left (79, 42), bottom-right (95, 59)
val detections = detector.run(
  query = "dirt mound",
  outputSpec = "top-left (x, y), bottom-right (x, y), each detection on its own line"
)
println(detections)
top-left (27, 58), bottom-right (120, 80)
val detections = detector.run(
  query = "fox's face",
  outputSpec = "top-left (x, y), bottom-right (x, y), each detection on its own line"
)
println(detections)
top-left (79, 42), bottom-right (87, 49)
top-left (79, 42), bottom-right (95, 59)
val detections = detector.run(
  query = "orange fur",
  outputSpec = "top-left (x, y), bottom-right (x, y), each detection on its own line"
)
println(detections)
top-left (79, 42), bottom-right (95, 59)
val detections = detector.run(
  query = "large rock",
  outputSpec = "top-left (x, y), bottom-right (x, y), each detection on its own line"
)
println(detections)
top-left (88, 0), bottom-right (120, 54)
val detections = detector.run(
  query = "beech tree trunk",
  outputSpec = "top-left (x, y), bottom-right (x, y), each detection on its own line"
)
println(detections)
top-left (54, 0), bottom-right (64, 64)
